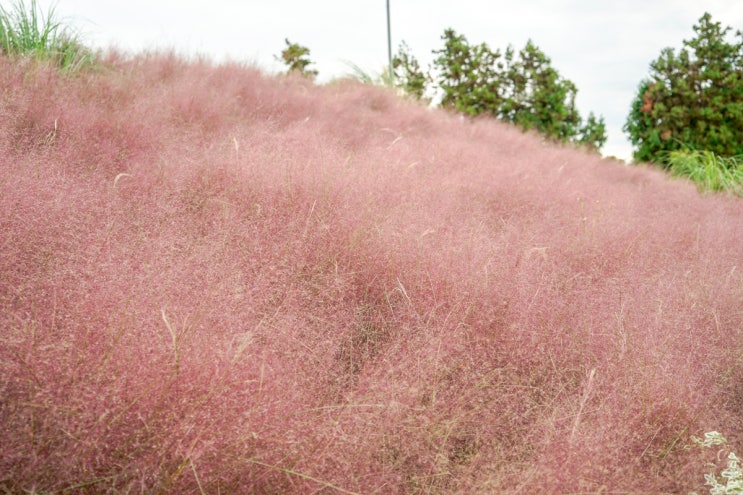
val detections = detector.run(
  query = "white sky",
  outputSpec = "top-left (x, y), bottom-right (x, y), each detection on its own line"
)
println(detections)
top-left (41, 0), bottom-right (743, 161)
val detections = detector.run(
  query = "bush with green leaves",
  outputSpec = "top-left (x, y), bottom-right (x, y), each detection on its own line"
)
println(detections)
top-left (691, 432), bottom-right (743, 495)
top-left (0, 0), bottom-right (93, 70)
top-left (625, 13), bottom-right (743, 164)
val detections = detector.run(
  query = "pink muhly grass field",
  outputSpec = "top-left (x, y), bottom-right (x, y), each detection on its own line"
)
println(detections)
top-left (1, 52), bottom-right (742, 494)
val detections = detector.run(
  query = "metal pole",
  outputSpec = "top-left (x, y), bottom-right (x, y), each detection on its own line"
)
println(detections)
top-left (386, 0), bottom-right (392, 81)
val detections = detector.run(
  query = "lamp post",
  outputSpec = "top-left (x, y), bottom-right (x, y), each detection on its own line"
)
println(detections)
top-left (386, 0), bottom-right (392, 81)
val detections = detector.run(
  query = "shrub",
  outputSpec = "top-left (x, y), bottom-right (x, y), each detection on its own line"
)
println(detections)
top-left (691, 432), bottom-right (743, 495)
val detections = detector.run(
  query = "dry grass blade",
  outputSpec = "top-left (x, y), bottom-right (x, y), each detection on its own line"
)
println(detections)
top-left (239, 458), bottom-right (363, 495)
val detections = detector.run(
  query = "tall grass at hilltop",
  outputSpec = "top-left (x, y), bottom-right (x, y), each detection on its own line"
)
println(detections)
top-left (0, 0), bottom-right (94, 70)
top-left (1, 52), bottom-right (743, 494)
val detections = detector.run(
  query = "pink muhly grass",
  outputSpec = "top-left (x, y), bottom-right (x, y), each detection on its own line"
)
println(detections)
top-left (1, 51), bottom-right (742, 494)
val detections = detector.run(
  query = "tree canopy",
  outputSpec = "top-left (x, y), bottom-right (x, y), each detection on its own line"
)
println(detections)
top-left (624, 13), bottom-right (743, 164)
top-left (394, 29), bottom-right (606, 151)
top-left (276, 38), bottom-right (318, 79)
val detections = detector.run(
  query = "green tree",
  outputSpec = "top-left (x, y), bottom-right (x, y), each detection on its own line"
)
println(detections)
top-left (577, 112), bottom-right (607, 151)
top-left (625, 13), bottom-right (743, 164)
top-left (432, 28), bottom-right (503, 117)
top-left (430, 29), bottom-right (606, 150)
top-left (391, 41), bottom-right (428, 100)
top-left (277, 38), bottom-right (318, 79)
top-left (500, 40), bottom-right (582, 143)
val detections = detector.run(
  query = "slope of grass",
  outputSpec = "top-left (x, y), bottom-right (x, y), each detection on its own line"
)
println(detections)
top-left (1, 52), bottom-right (742, 494)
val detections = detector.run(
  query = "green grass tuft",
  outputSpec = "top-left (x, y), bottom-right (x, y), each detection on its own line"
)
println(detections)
top-left (666, 149), bottom-right (743, 196)
top-left (0, 0), bottom-right (95, 70)
top-left (342, 60), bottom-right (394, 87)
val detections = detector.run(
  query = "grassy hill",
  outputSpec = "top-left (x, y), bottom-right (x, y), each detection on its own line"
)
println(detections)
top-left (1, 52), bottom-right (742, 494)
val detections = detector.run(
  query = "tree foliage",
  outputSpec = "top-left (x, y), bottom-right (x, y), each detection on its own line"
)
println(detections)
top-left (277, 38), bottom-right (318, 79)
top-left (500, 40), bottom-right (583, 142)
top-left (429, 29), bottom-right (606, 151)
top-left (391, 41), bottom-right (428, 100)
top-left (432, 29), bottom-right (502, 116)
top-left (625, 13), bottom-right (743, 164)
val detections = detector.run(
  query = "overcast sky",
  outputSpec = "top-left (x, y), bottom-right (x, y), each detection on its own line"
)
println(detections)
top-left (44, 0), bottom-right (743, 161)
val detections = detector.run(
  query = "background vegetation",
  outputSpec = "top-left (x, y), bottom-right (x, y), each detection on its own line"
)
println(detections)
top-left (625, 13), bottom-right (743, 166)
top-left (276, 38), bottom-right (318, 79)
top-left (667, 150), bottom-right (743, 196)
top-left (279, 14), bottom-right (743, 198)
top-left (431, 29), bottom-right (607, 150)
top-left (388, 29), bottom-right (607, 151)
top-left (278, 31), bottom-right (607, 151)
